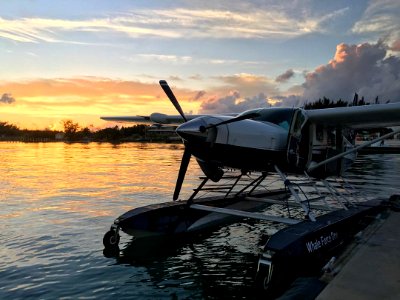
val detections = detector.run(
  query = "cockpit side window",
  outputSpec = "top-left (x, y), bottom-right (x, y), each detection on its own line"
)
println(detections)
top-left (237, 108), bottom-right (295, 130)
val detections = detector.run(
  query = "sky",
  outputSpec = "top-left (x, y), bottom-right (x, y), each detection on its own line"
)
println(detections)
top-left (0, 0), bottom-right (399, 130)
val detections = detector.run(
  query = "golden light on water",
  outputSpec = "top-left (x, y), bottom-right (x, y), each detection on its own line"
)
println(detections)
top-left (0, 142), bottom-right (193, 221)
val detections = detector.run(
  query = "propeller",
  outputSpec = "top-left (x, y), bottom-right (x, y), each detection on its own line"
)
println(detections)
top-left (159, 80), bottom-right (187, 122)
top-left (159, 80), bottom-right (258, 199)
top-left (159, 80), bottom-right (190, 200)
top-left (199, 112), bottom-right (260, 133)
top-left (173, 148), bottom-right (191, 200)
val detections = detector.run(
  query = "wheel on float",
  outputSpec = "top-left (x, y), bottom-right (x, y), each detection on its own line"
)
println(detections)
top-left (103, 230), bottom-right (120, 248)
top-left (255, 265), bottom-right (271, 291)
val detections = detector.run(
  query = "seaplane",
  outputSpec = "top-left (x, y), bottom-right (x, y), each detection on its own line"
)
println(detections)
top-left (102, 80), bottom-right (400, 296)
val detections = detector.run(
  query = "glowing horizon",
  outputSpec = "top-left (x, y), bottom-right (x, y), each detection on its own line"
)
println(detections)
top-left (1, 1), bottom-right (399, 130)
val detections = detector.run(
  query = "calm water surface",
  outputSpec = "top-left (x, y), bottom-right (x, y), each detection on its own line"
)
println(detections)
top-left (1, 142), bottom-right (399, 299)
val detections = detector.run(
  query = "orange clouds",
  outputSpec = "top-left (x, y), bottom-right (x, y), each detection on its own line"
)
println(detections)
top-left (0, 77), bottom-right (202, 129)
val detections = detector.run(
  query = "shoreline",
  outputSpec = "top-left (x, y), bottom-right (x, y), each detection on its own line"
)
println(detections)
top-left (0, 137), bottom-right (182, 144)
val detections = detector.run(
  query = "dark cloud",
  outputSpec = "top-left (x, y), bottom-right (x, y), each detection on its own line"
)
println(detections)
top-left (193, 90), bottom-right (206, 101)
top-left (200, 91), bottom-right (269, 113)
top-left (275, 69), bottom-right (295, 83)
top-left (0, 93), bottom-right (16, 104)
top-left (302, 41), bottom-right (400, 103)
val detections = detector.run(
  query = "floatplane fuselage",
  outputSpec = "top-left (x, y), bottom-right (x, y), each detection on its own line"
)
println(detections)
top-left (102, 80), bottom-right (400, 296)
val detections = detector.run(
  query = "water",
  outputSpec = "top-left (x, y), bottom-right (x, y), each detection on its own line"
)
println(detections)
top-left (0, 142), bottom-right (399, 299)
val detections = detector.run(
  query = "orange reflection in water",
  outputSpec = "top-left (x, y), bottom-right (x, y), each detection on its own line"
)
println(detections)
top-left (0, 142), bottom-right (196, 222)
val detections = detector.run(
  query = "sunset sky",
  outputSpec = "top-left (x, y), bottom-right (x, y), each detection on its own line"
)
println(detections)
top-left (1, 0), bottom-right (399, 130)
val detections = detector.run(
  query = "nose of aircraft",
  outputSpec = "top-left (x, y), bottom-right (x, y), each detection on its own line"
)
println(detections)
top-left (176, 118), bottom-right (208, 142)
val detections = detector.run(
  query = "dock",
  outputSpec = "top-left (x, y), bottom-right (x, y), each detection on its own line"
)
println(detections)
top-left (316, 210), bottom-right (400, 300)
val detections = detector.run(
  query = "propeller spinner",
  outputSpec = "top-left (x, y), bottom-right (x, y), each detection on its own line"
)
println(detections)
top-left (159, 80), bottom-right (260, 200)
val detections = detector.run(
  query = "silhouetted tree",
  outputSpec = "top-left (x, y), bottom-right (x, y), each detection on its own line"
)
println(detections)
top-left (63, 119), bottom-right (80, 141)
top-left (352, 93), bottom-right (359, 106)
top-left (304, 97), bottom-right (349, 110)
top-left (0, 122), bottom-right (19, 136)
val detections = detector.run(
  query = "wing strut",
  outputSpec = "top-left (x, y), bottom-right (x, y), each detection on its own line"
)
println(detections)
top-left (275, 165), bottom-right (317, 221)
top-left (307, 128), bottom-right (400, 173)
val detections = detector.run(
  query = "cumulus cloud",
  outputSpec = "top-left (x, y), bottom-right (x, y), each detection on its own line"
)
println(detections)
top-left (390, 39), bottom-right (400, 51)
top-left (302, 41), bottom-right (400, 103)
top-left (275, 69), bottom-right (295, 83)
top-left (217, 73), bottom-right (280, 97)
top-left (200, 91), bottom-right (269, 114)
top-left (270, 95), bottom-right (303, 107)
top-left (197, 73), bottom-right (285, 113)
top-left (0, 93), bottom-right (15, 104)
top-left (197, 40), bottom-right (400, 113)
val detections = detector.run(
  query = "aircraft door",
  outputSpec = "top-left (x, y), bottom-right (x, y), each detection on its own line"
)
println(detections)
top-left (287, 109), bottom-right (310, 169)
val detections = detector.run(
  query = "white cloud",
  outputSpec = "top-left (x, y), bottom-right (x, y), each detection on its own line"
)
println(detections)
top-left (0, 16), bottom-right (178, 43)
top-left (352, 0), bottom-right (400, 46)
top-left (198, 40), bottom-right (400, 112)
top-left (302, 41), bottom-right (400, 102)
top-left (0, 6), bottom-right (349, 44)
top-left (136, 54), bottom-right (192, 63)
top-left (200, 91), bottom-right (269, 114)
top-left (216, 73), bottom-right (280, 97)
top-left (198, 73), bottom-right (282, 113)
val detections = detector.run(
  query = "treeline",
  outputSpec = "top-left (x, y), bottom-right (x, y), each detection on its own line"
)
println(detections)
top-left (304, 93), bottom-right (387, 110)
top-left (1, 93), bottom-right (394, 142)
top-left (0, 120), bottom-right (150, 142)
top-left (92, 125), bottom-right (148, 142)
top-left (0, 122), bottom-right (60, 141)
top-left (61, 119), bottom-right (149, 142)
top-left (303, 93), bottom-right (394, 138)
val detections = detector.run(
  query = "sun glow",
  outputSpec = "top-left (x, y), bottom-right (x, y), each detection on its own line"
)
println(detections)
top-left (0, 77), bottom-right (203, 130)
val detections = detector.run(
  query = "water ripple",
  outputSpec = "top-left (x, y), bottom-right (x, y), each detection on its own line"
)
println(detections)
top-left (0, 143), bottom-right (399, 299)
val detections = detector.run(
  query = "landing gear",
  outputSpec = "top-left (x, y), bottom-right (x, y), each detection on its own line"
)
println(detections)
top-left (103, 225), bottom-right (120, 248)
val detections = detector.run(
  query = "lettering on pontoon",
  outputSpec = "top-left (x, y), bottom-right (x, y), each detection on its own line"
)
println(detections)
top-left (305, 232), bottom-right (338, 253)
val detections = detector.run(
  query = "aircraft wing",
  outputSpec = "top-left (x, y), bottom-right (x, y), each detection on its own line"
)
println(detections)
top-left (100, 116), bottom-right (152, 123)
top-left (305, 102), bottom-right (400, 129)
top-left (101, 112), bottom-right (238, 125)
top-left (101, 113), bottom-right (207, 125)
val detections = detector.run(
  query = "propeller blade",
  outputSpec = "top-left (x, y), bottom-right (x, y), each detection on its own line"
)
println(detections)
top-left (159, 80), bottom-right (187, 122)
top-left (200, 112), bottom-right (259, 132)
top-left (173, 147), bottom-right (191, 200)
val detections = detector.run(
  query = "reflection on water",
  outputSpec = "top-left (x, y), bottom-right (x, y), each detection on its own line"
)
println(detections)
top-left (0, 142), bottom-right (399, 299)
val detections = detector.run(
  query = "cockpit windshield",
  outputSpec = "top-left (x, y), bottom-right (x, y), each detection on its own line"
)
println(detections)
top-left (237, 108), bottom-right (295, 130)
